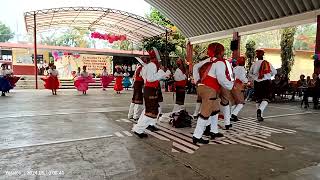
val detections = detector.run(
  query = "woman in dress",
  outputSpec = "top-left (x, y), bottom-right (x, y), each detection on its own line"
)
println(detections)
top-left (5, 65), bottom-right (19, 91)
top-left (0, 64), bottom-right (12, 96)
top-left (114, 67), bottom-right (123, 94)
top-left (41, 65), bottom-right (60, 95)
top-left (100, 66), bottom-right (113, 91)
top-left (122, 70), bottom-right (132, 90)
top-left (74, 66), bottom-right (95, 95)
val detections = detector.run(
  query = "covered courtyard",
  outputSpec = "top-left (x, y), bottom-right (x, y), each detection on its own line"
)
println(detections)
top-left (0, 89), bottom-right (320, 179)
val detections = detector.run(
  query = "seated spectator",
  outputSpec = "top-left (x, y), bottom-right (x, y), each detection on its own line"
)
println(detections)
top-left (303, 73), bottom-right (320, 109)
top-left (272, 74), bottom-right (282, 99)
top-left (297, 74), bottom-right (307, 87)
top-left (245, 81), bottom-right (254, 101)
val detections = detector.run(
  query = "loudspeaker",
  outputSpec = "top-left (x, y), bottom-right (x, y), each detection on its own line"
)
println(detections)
top-left (230, 40), bottom-right (239, 51)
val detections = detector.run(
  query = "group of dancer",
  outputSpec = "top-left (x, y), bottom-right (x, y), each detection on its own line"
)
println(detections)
top-left (129, 43), bottom-right (277, 145)
top-left (0, 63), bottom-right (19, 96)
top-left (41, 65), bottom-right (132, 95)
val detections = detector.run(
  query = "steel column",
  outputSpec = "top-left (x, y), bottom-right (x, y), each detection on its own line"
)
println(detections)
top-left (33, 14), bottom-right (38, 89)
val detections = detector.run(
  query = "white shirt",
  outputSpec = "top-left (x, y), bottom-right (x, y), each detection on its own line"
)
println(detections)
top-left (81, 71), bottom-right (89, 77)
top-left (249, 59), bottom-right (277, 82)
top-left (114, 72), bottom-right (123, 77)
top-left (174, 68), bottom-right (187, 81)
top-left (124, 72), bottom-right (130, 77)
top-left (0, 69), bottom-right (6, 76)
top-left (101, 70), bottom-right (108, 76)
top-left (144, 62), bottom-right (170, 82)
top-left (233, 66), bottom-right (248, 83)
top-left (5, 69), bottom-right (13, 75)
top-left (193, 58), bottom-right (233, 90)
top-left (48, 69), bottom-right (59, 77)
top-left (210, 61), bottom-right (234, 90)
top-left (193, 58), bottom-right (213, 83)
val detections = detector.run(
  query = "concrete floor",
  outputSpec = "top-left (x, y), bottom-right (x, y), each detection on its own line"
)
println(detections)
top-left (0, 89), bottom-right (320, 180)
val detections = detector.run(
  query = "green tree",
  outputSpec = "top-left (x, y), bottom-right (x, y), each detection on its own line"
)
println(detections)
top-left (245, 40), bottom-right (256, 71)
top-left (294, 23), bottom-right (316, 50)
top-left (280, 27), bottom-right (297, 76)
top-left (0, 22), bottom-right (14, 42)
top-left (146, 7), bottom-right (174, 27)
top-left (144, 7), bottom-right (186, 66)
top-left (40, 28), bottom-right (90, 47)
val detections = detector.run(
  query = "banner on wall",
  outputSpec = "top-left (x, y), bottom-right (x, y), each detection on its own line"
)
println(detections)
top-left (55, 54), bottom-right (112, 79)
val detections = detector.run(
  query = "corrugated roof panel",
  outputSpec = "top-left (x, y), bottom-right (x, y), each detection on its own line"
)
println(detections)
top-left (145, 0), bottom-right (320, 42)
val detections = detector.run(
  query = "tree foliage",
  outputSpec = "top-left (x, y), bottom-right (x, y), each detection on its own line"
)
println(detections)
top-left (0, 22), bottom-right (14, 42)
top-left (40, 28), bottom-right (90, 48)
top-left (245, 40), bottom-right (256, 71)
top-left (294, 23), bottom-right (316, 50)
top-left (280, 27), bottom-right (297, 76)
top-left (143, 7), bottom-right (186, 65)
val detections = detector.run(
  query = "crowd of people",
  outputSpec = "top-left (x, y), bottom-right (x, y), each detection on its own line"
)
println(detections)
top-left (2, 42), bottom-right (320, 146)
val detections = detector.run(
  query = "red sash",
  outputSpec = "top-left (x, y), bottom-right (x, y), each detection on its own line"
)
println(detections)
top-left (258, 60), bottom-right (271, 79)
top-left (175, 80), bottom-right (187, 87)
top-left (145, 80), bottom-right (159, 88)
top-left (134, 66), bottom-right (143, 82)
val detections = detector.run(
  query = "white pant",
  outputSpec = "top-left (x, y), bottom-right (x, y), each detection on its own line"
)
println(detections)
top-left (132, 114), bottom-right (156, 134)
top-left (221, 105), bottom-right (231, 126)
top-left (133, 104), bottom-right (144, 119)
top-left (128, 103), bottom-right (135, 119)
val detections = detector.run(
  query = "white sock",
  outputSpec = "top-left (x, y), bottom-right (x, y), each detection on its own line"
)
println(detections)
top-left (158, 102), bottom-right (163, 115)
top-left (259, 101), bottom-right (268, 117)
top-left (133, 104), bottom-right (144, 119)
top-left (193, 103), bottom-right (201, 116)
top-left (172, 104), bottom-right (179, 113)
top-left (128, 103), bottom-right (135, 119)
top-left (209, 115), bottom-right (219, 133)
top-left (193, 117), bottom-right (208, 139)
top-left (221, 105), bottom-right (231, 126)
top-left (231, 105), bottom-right (236, 113)
top-left (232, 104), bottom-right (244, 116)
top-left (149, 117), bottom-right (157, 126)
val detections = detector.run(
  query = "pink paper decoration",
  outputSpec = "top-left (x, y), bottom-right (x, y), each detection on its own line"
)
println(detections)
top-left (90, 32), bottom-right (127, 43)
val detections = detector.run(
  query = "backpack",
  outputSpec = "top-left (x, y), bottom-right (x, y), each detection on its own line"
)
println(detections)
top-left (170, 110), bottom-right (192, 128)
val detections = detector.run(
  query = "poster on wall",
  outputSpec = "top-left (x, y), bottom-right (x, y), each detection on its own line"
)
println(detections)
top-left (55, 54), bottom-right (113, 79)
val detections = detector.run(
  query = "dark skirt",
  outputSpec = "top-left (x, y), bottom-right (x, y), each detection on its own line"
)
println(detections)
top-left (132, 81), bottom-right (144, 104)
top-left (254, 80), bottom-right (272, 103)
top-left (175, 86), bottom-right (186, 105)
top-left (157, 86), bottom-right (163, 102)
top-left (144, 86), bottom-right (159, 118)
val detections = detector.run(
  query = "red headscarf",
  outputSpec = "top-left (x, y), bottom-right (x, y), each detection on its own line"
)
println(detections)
top-left (207, 43), bottom-right (217, 58)
top-left (237, 56), bottom-right (246, 66)
top-left (148, 50), bottom-right (160, 69)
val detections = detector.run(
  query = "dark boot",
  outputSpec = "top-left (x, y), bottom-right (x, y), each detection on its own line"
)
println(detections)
top-left (134, 132), bottom-right (148, 138)
top-left (192, 136), bottom-right (209, 144)
top-left (257, 109), bottom-right (264, 122)
top-left (147, 125), bottom-right (159, 132)
top-left (209, 132), bottom-right (224, 139)
top-left (230, 114), bottom-right (239, 122)
top-left (203, 125), bottom-right (211, 136)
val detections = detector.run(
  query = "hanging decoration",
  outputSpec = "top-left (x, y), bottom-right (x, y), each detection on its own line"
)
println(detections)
top-left (52, 51), bottom-right (81, 61)
top-left (90, 32), bottom-right (127, 43)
